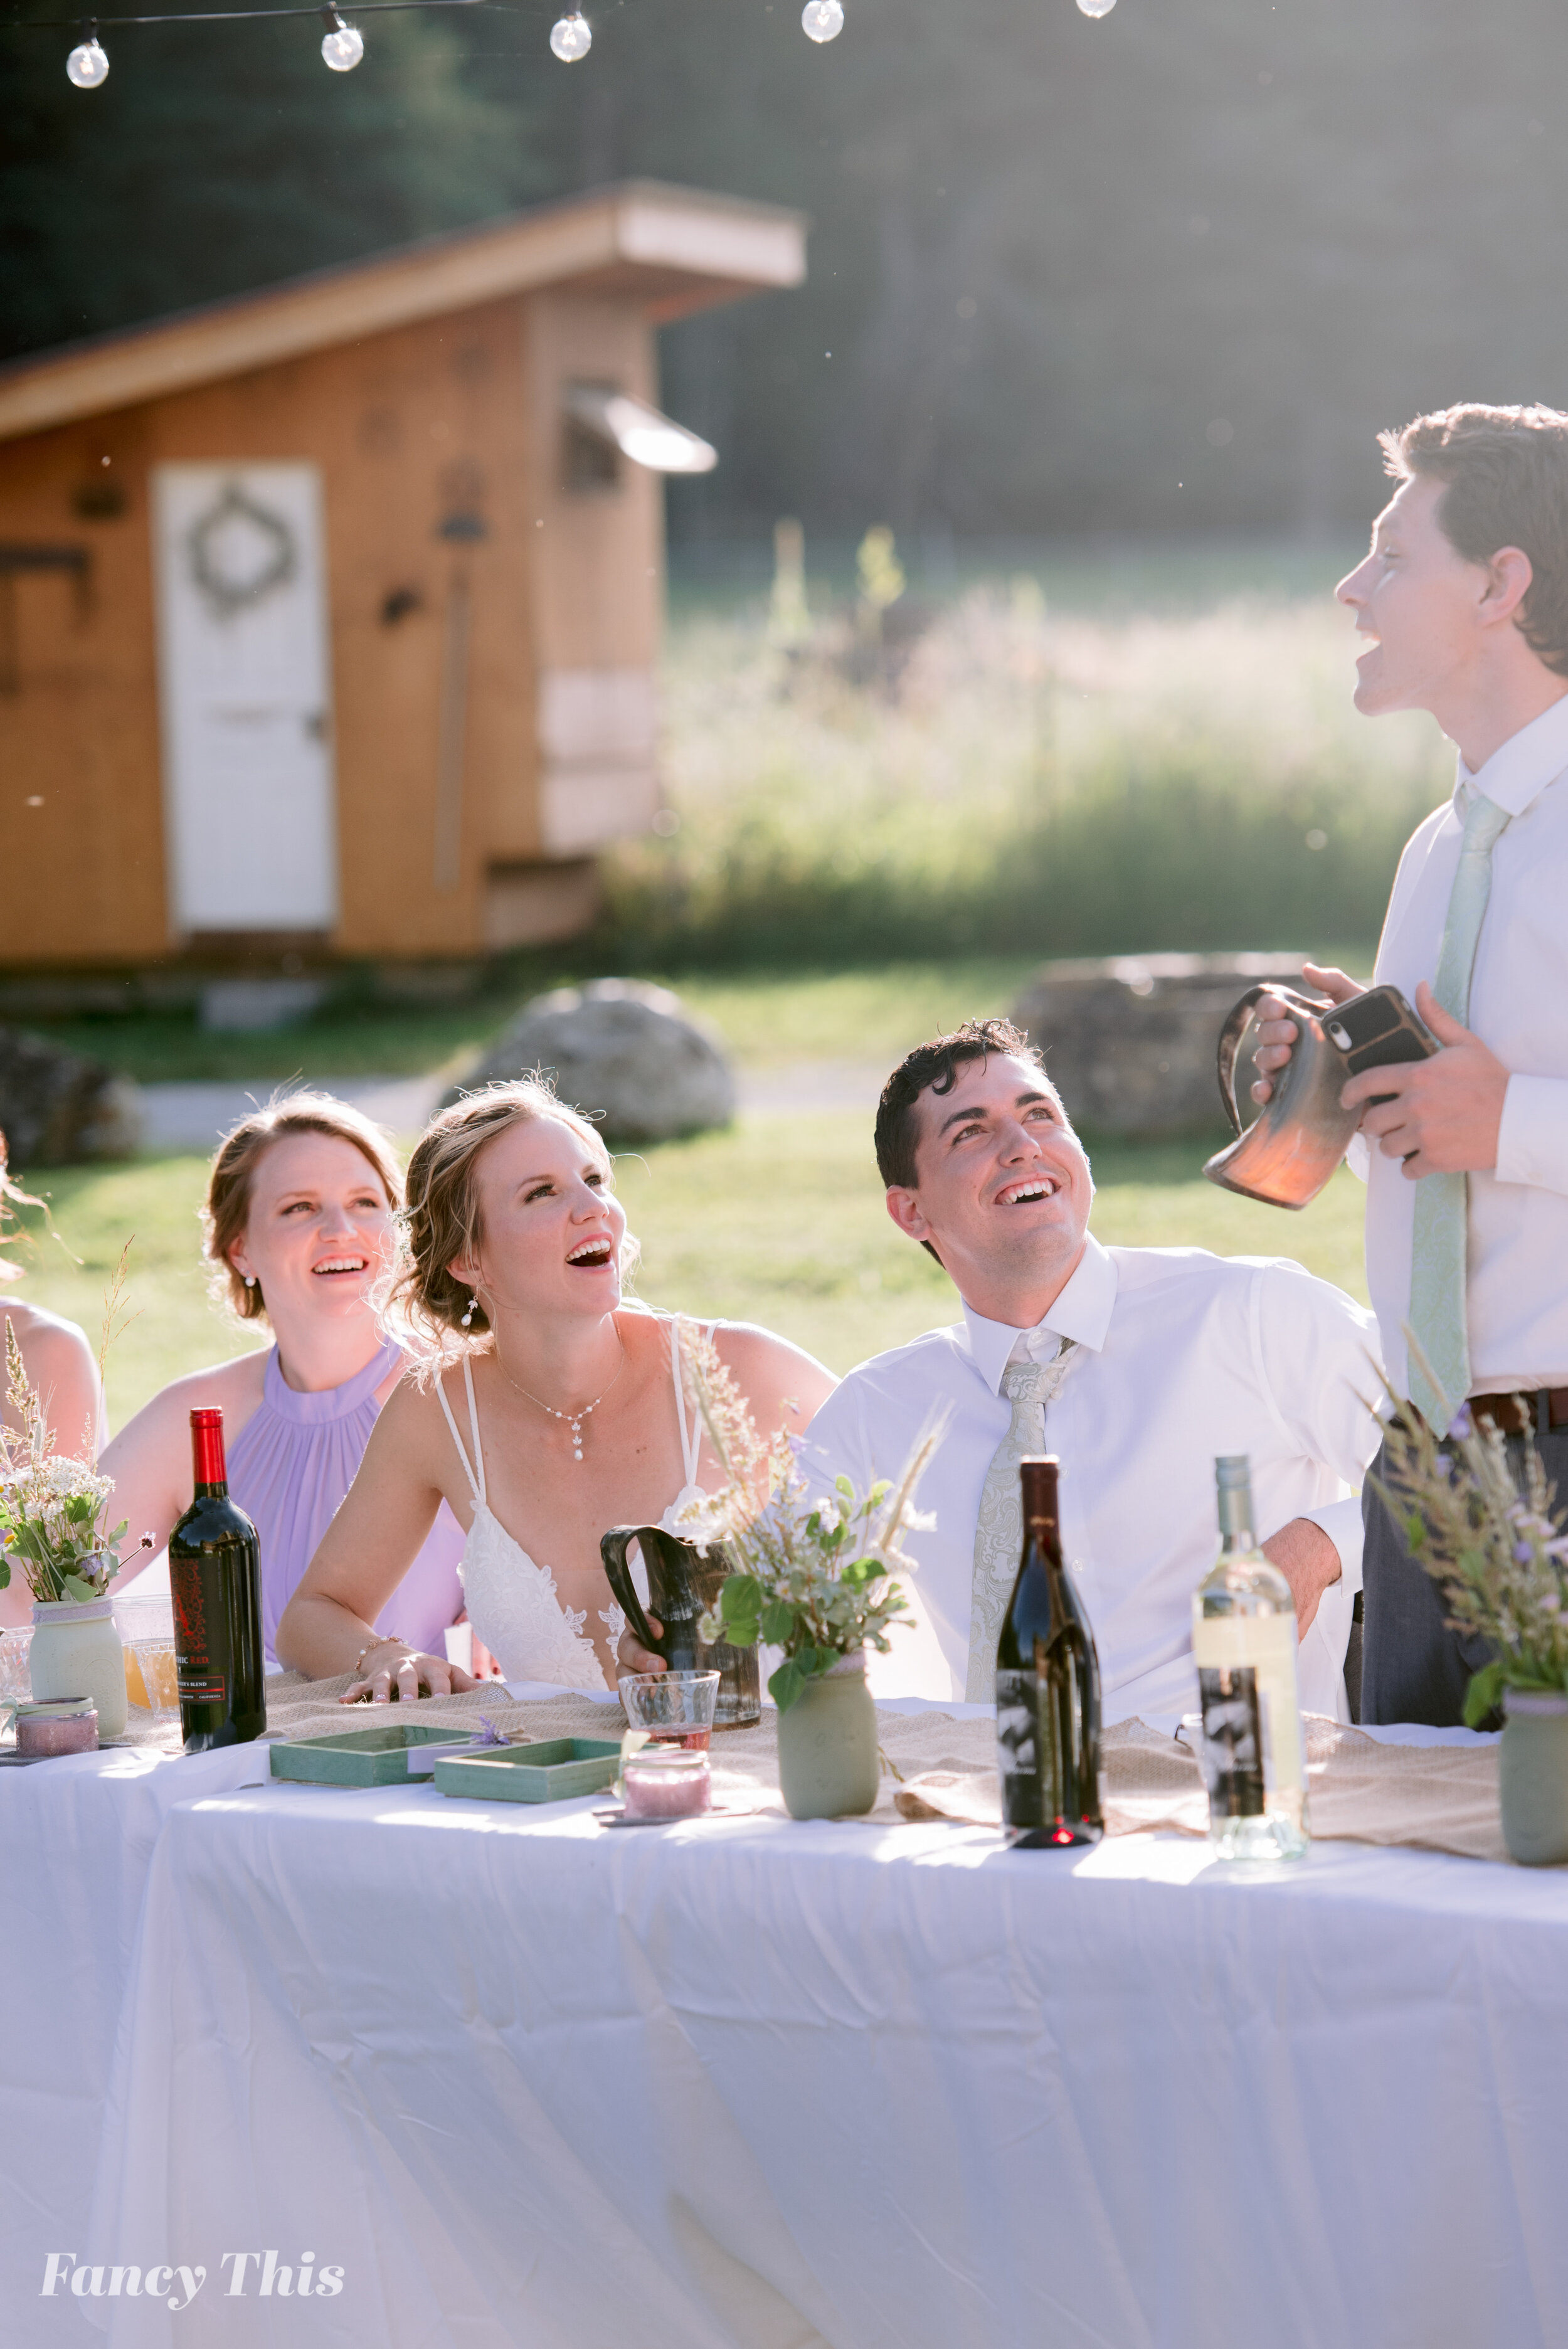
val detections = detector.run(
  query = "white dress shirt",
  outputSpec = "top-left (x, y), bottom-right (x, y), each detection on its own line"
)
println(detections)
top-left (805, 1235), bottom-right (1384, 1724)
top-left (1359, 691), bottom-right (1568, 1395)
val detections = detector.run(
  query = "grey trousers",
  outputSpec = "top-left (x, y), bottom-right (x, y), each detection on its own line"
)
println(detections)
top-left (1361, 1420), bottom-right (1568, 1728)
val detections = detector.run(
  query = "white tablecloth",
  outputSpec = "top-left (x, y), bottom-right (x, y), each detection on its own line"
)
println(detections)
top-left (0, 1741), bottom-right (1549, 2349)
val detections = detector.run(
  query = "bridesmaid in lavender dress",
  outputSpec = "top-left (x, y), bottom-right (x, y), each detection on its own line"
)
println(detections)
top-left (102, 1094), bottom-right (468, 1670)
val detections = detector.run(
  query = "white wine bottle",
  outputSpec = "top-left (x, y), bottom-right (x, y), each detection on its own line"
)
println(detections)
top-left (1192, 1455), bottom-right (1308, 1860)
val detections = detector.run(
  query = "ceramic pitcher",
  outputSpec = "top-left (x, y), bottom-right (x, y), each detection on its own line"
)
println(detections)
top-left (600, 1524), bottom-right (761, 1729)
top-left (1202, 984), bottom-right (1360, 1209)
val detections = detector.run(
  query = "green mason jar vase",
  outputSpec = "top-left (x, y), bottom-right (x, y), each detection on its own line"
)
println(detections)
top-left (1500, 1690), bottom-right (1568, 1867)
top-left (776, 1649), bottom-right (879, 1821)
top-left (28, 1589), bottom-right (127, 1741)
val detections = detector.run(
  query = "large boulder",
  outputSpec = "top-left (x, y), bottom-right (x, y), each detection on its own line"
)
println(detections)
top-left (0, 1027), bottom-right (144, 1167)
top-left (1009, 953), bottom-right (1312, 1139)
top-left (449, 978), bottom-right (736, 1143)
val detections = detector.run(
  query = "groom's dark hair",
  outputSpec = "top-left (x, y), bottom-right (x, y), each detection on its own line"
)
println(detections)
top-left (876, 1018), bottom-right (1048, 1193)
top-left (1382, 403), bottom-right (1568, 677)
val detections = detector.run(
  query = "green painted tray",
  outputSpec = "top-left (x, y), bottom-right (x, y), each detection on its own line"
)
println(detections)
top-left (270, 1723), bottom-right (493, 1786)
top-left (433, 1737), bottom-right (622, 1804)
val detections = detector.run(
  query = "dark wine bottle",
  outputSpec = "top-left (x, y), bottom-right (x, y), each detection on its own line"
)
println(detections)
top-left (169, 1408), bottom-right (266, 1753)
top-left (994, 1454), bottom-right (1103, 1847)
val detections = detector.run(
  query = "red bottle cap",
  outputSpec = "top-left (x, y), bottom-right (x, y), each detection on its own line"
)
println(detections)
top-left (189, 1407), bottom-right (227, 1487)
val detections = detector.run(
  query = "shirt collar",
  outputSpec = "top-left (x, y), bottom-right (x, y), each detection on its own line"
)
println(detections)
top-left (957, 1231), bottom-right (1119, 1396)
top-left (1454, 689), bottom-right (1568, 820)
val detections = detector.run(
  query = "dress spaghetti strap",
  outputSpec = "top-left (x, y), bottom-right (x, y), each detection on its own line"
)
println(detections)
top-left (434, 1356), bottom-right (487, 1510)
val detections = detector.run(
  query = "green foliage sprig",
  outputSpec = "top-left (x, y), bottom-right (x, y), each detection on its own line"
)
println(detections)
top-left (678, 1322), bottom-right (940, 1712)
top-left (1374, 1352), bottom-right (1568, 1728)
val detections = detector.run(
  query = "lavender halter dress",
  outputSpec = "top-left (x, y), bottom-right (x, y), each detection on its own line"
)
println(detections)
top-left (228, 1339), bottom-right (465, 1665)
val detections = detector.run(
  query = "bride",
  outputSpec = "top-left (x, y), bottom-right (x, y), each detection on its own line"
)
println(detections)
top-left (277, 1078), bottom-right (835, 1699)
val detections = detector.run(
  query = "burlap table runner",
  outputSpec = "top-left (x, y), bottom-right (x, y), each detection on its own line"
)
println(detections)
top-left (108, 1677), bottom-right (1515, 1865)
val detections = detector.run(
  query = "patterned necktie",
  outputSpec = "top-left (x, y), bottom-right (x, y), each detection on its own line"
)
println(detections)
top-left (1406, 785), bottom-right (1512, 1431)
top-left (967, 1342), bottom-right (1078, 1702)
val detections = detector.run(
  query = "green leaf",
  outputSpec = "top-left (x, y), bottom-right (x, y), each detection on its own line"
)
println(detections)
top-left (720, 1574), bottom-right (763, 1621)
top-left (760, 1597), bottom-right (797, 1645)
top-left (834, 1475), bottom-right (855, 1499)
top-left (1463, 1660), bottom-right (1507, 1729)
top-left (770, 1657), bottom-right (806, 1712)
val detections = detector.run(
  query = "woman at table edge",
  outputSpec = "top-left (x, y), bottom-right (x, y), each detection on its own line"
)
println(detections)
top-left (1, 1129), bottom-right (107, 1631)
top-left (276, 1078), bottom-right (836, 1700)
top-left (101, 1093), bottom-right (466, 1665)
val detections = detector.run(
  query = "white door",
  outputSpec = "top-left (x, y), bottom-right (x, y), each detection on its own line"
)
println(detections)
top-left (152, 464), bottom-right (339, 933)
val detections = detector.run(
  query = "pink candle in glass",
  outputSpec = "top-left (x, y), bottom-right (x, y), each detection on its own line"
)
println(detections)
top-left (622, 1749), bottom-right (711, 1820)
top-left (15, 1701), bottom-right (98, 1757)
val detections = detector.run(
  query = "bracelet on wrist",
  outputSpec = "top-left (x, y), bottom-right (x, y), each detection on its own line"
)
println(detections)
top-left (353, 1633), bottom-right (413, 1678)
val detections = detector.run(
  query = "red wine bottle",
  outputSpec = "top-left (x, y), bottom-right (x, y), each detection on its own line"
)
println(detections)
top-left (169, 1408), bottom-right (266, 1753)
top-left (995, 1454), bottom-right (1104, 1847)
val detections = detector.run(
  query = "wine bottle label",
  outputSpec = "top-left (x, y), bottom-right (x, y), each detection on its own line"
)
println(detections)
top-left (1197, 1665), bottom-right (1266, 1818)
top-left (1192, 1611), bottom-right (1305, 1800)
top-left (171, 1559), bottom-right (206, 1670)
top-left (177, 1671), bottom-right (228, 1707)
top-left (995, 1670), bottom-right (1040, 1800)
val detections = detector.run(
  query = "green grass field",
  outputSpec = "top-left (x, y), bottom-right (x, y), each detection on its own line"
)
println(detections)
top-left (10, 1109), bottom-right (1369, 1431)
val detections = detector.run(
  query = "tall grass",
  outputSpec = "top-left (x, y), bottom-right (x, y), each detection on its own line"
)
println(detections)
top-left (601, 574), bottom-right (1451, 967)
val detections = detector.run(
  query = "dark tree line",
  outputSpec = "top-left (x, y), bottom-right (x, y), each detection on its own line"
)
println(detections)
top-left (4, 0), bottom-right (1567, 539)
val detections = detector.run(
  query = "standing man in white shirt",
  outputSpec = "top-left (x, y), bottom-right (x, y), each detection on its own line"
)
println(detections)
top-left (1253, 403), bottom-right (1568, 1727)
top-left (618, 1021), bottom-right (1382, 1723)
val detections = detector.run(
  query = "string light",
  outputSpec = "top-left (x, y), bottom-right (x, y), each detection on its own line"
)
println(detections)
top-left (549, 9), bottom-right (590, 59)
top-left (65, 22), bottom-right (110, 80)
top-left (27, 0), bottom-right (877, 85)
top-left (319, 4), bottom-right (363, 64)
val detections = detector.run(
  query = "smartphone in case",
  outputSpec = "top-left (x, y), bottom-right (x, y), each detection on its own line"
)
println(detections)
top-left (1324, 985), bottom-right (1440, 1100)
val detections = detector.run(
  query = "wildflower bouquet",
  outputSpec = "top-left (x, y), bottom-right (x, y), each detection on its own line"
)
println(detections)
top-left (1375, 1369), bottom-right (1568, 1729)
top-left (681, 1325), bottom-right (940, 1711)
top-left (0, 1323), bottom-right (128, 1604)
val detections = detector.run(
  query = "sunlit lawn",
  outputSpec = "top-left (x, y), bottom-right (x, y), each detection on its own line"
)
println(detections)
top-left (13, 1113), bottom-right (1369, 1430)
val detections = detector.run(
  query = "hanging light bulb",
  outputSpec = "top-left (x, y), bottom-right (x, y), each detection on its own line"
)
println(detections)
top-left (65, 26), bottom-right (110, 87)
top-left (1076, 0), bottom-right (1116, 15)
top-left (801, 0), bottom-right (844, 39)
top-left (319, 8), bottom-right (365, 68)
top-left (549, 11), bottom-right (591, 60)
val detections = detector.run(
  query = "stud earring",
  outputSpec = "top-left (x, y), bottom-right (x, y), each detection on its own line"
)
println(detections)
top-left (244, 1275), bottom-right (257, 1289)
top-left (460, 1292), bottom-right (476, 1328)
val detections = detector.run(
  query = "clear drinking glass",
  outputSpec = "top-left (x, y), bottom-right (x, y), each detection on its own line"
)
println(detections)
top-left (0, 1628), bottom-right (33, 1705)
top-left (115, 1592), bottom-right (180, 1723)
top-left (618, 1670), bottom-right (720, 1752)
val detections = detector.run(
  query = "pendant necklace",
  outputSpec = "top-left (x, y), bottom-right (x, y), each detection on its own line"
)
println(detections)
top-left (495, 1334), bottom-right (626, 1462)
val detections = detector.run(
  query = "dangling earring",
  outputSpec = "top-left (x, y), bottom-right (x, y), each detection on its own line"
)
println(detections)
top-left (244, 1275), bottom-right (257, 1289)
top-left (460, 1291), bottom-right (476, 1328)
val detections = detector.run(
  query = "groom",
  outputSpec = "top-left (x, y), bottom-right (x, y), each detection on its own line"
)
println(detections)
top-left (620, 1021), bottom-right (1384, 1722)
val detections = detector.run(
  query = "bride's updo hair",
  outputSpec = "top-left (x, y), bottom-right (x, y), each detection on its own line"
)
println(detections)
top-left (384, 1077), bottom-right (621, 1357)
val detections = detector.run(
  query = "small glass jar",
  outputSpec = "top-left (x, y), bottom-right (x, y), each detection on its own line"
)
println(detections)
top-left (622, 1747), bottom-right (712, 1820)
top-left (11, 1698), bottom-right (99, 1757)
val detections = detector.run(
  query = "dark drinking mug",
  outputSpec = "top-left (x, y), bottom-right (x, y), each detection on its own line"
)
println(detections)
top-left (600, 1524), bottom-right (761, 1729)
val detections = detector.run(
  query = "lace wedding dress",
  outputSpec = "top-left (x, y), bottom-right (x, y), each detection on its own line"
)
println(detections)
top-left (433, 1316), bottom-right (718, 1691)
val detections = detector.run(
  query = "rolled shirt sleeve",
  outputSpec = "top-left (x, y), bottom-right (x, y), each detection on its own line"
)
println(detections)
top-left (1496, 1073), bottom-right (1568, 1197)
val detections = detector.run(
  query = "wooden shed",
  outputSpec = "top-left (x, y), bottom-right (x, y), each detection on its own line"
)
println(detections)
top-left (0, 181), bottom-right (805, 973)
